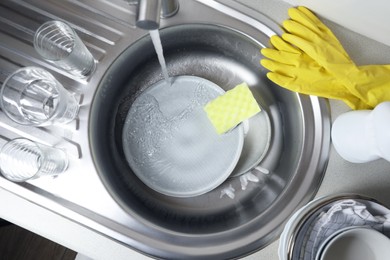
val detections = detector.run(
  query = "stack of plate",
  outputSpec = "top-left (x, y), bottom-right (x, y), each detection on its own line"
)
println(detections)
top-left (122, 75), bottom-right (271, 197)
top-left (279, 194), bottom-right (390, 260)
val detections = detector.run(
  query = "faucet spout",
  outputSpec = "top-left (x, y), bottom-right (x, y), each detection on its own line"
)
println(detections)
top-left (135, 0), bottom-right (179, 30)
top-left (136, 0), bottom-right (161, 30)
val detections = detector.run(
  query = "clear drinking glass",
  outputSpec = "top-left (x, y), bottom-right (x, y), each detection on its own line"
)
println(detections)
top-left (0, 138), bottom-right (69, 182)
top-left (0, 66), bottom-right (79, 126)
top-left (34, 20), bottom-right (96, 78)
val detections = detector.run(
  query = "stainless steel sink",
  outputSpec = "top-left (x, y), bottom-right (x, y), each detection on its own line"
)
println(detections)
top-left (0, 0), bottom-right (330, 259)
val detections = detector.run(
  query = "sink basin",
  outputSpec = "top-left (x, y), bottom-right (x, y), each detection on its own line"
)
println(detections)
top-left (90, 23), bottom-right (330, 259)
top-left (0, 0), bottom-right (330, 259)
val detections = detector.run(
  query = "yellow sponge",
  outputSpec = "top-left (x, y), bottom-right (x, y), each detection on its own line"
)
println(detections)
top-left (204, 82), bottom-right (261, 134)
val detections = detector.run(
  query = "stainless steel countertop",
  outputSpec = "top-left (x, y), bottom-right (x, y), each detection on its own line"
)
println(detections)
top-left (1, 0), bottom-right (390, 259)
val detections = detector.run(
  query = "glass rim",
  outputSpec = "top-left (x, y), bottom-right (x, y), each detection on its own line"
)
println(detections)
top-left (0, 138), bottom-right (45, 182)
top-left (33, 20), bottom-right (76, 61)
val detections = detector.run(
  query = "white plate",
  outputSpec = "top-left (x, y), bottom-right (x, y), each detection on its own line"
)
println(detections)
top-left (122, 76), bottom-right (244, 197)
top-left (315, 226), bottom-right (357, 260)
top-left (320, 227), bottom-right (390, 260)
top-left (230, 109), bottom-right (271, 177)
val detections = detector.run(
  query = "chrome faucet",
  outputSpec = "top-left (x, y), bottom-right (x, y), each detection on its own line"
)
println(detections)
top-left (127, 0), bottom-right (179, 30)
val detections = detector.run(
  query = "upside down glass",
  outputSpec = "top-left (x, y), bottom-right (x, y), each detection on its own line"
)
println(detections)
top-left (0, 138), bottom-right (69, 182)
top-left (34, 20), bottom-right (96, 78)
top-left (0, 66), bottom-right (79, 126)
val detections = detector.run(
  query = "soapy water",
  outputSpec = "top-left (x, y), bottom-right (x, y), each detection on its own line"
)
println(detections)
top-left (124, 81), bottom-right (218, 171)
top-left (127, 31), bottom-right (199, 164)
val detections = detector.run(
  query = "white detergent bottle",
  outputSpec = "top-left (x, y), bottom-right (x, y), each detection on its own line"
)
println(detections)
top-left (331, 101), bottom-right (390, 163)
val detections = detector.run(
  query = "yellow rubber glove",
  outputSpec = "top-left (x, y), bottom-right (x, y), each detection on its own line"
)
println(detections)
top-left (282, 6), bottom-right (390, 108)
top-left (261, 35), bottom-right (370, 109)
top-left (285, 7), bottom-right (350, 59)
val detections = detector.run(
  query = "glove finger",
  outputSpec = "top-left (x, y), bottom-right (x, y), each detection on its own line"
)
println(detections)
top-left (297, 6), bottom-right (344, 42)
top-left (281, 33), bottom-right (320, 58)
top-left (269, 71), bottom-right (332, 96)
top-left (296, 6), bottom-right (327, 31)
top-left (283, 20), bottom-right (322, 43)
top-left (288, 7), bottom-right (322, 36)
top-left (282, 33), bottom-right (344, 65)
top-left (289, 7), bottom-right (349, 57)
top-left (261, 48), bottom-right (300, 66)
top-left (266, 72), bottom-right (296, 89)
top-left (260, 58), bottom-right (295, 75)
top-left (269, 35), bottom-right (301, 54)
top-left (267, 72), bottom-right (327, 96)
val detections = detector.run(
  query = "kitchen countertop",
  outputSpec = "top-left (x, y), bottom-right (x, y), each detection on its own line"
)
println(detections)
top-left (1, 0), bottom-right (390, 259)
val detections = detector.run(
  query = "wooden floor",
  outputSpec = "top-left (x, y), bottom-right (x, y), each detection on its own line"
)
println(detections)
top-left (0, 221), bottom-right (77, 260)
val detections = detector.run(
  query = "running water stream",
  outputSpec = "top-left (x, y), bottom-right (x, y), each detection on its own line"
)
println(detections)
top-left (149, 29), bottom-right (170, 85)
